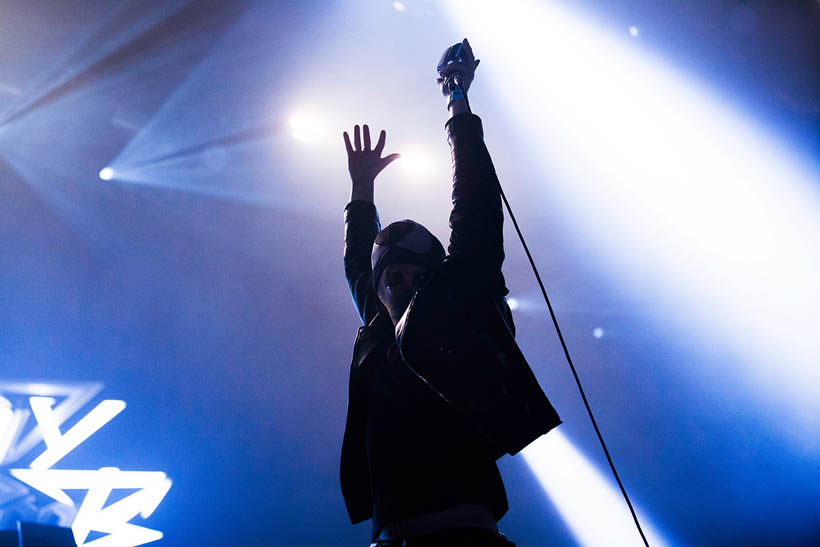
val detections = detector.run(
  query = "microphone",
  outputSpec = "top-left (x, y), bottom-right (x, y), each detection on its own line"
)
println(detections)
top-left (437, 42), bottom-right (466, 91)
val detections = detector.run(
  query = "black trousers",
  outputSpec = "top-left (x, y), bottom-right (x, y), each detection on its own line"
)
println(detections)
top-left (371, 528), bottom-right (515, 547)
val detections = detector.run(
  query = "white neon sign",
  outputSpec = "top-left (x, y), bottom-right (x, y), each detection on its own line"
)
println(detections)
top-left (0, 381), bottom-right (171, 547)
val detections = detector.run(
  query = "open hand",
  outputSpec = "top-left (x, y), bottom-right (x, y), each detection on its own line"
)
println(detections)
top-left (343, 124), bottom-right (400, 188)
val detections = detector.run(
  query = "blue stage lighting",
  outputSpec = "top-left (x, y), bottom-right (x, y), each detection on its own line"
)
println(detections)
top-left (445, 0), bottom-right (820, 438)
top-left (523, 431), bottom-right (670, 546)
top-left (99, 167), bottom-right (114, 180)
top-left (1, 381), bottom-right (170, 547)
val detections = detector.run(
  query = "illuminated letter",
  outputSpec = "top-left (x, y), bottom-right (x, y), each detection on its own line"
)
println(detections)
top-left (29, 397), bottom-right (126, 470)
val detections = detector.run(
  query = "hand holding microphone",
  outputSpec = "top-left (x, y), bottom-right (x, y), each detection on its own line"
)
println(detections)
top-left (436, 38), bottom-right (480, 113)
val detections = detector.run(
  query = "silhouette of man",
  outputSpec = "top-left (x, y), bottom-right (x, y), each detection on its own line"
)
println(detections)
top-left (341, 39), bottom-right (560, 547)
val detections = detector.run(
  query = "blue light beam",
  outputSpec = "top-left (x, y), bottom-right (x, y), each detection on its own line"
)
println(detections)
top-left (522, 431), bottom-right (671, 547)
top-left (445, 0), bottom-right (820, 443)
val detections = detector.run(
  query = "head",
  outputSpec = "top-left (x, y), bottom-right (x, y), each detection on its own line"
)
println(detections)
top-left (376, 263), bottom-right (429, 326)
top-left (371, 219), bottom-right (445, 326)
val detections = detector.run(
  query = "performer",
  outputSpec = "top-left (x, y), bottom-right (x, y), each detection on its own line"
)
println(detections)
top-left (340, 39), bottom-right (561, 547)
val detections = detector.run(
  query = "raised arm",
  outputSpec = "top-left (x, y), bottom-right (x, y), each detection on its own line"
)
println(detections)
top-left (342, 125), bottom-right (401, 325)
top-left (439, 40), bottom-right (507, 297)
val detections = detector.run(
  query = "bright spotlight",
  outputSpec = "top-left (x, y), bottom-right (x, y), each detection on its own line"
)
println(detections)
top-left (629, 25), bottom-right (640, 37)
top-left (445, 0), bottom-right (820, 436)
top-left (522, 431), bottom-right (670, 546)
top-left (593, 327), bottom-right (604, 338)
top-left (393, 1), bottom-right (406, 11)
top-left (507, 297), bottom-right (520, 310)
top-left (98, 167), bottom-right (114, 180)
top-left (289, 111), bottom-right (327, 143)
top-left (399, 148), bottom-right (434, 178)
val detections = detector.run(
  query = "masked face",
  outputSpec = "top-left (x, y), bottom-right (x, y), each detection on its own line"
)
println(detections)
top-left (376, 263), bottom-right (428, 326)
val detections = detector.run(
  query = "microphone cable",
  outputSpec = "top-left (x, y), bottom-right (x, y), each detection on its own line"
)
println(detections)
top-left (442, 57), bottom-right (648, 543)
top-left (498, 184), bottom-right (651, 547)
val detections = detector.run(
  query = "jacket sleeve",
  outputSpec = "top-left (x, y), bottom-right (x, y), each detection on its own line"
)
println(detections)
top-left (446, 113), bottom-right (508, 297)
top-left (343, 200), bottom-right (382, 325)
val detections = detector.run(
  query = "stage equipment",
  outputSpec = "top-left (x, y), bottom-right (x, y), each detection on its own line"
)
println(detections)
top-left (437, 42), bottom-right (473, 112)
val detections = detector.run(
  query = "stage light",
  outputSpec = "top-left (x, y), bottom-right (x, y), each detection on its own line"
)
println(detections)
top-left (393, 1), bottom-right (406, 12)
top-left (629, 26), bottom-right (640, 37)
top-left (398, 148), bottom-right (434, 178)
top-left (593, 327), bottom-right (604, 338)
top-left (444, 0), bottom-right (820, 440)
top-left (507, 298), bottom-right (520, 310)
top-left (10, 468), bottom-right (171, 546)
top-left (3, 382), bottom-right (170, 547)
top-left (522, 431), bottom-right (669, 546)
top-left (289, 111), bottom-right (327, 143)
top-left (99, 167), bottom-right (114, 180)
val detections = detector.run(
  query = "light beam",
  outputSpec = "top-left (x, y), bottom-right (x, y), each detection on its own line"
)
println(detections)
top-left (445, 0), bottom-right (820, 442)
top-left (522, 431), bottom-right (670, 546)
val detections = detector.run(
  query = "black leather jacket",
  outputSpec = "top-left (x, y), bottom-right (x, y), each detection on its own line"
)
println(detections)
top-left (341, 113), bottom-right (561, 524)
